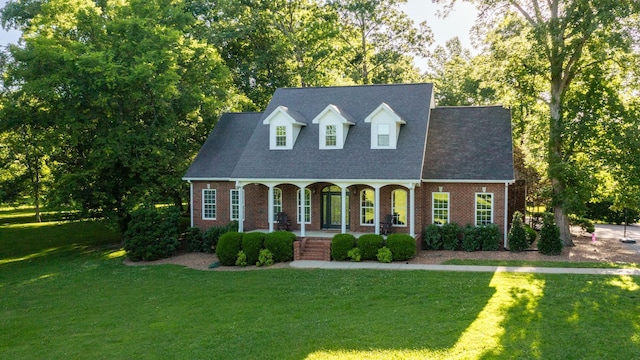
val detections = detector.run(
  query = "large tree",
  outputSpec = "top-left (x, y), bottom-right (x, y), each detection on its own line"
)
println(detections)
top-left (443, 0), bottom-right (640, 245)
top-left (1, 0), bottom-right (239, 230)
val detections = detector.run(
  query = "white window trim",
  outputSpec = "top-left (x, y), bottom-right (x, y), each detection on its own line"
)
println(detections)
top-left (391, 189), bottom-right (408, 227)
top-left (432, 192), bottom-right (450, 225)
top-left (360, 189), bottom-right (375, 226)
top-left (297, 189), bottom-right (311, 224)
top-left (272, 187), bottom-right (282, 223)
top-left (475, 192), bottom-right (494, 226)
top-left (202, 189), bottom-right (216, 220)
top-left (230, 189), bottom-right (240, 221)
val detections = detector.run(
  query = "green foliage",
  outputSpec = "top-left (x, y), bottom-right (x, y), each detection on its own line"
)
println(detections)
top-left (386, 234), bottom-right (416, 261)
top-left (235, 250), bottom-right (248, 267)
top-left (524, 224), bottom-right (537, 245)
top-left (256, 248), bottom-right (275, 267)
top-left (264, 231), bottom-right (296, 262)
top-left (479, 224), bottom-right (501, 251)
top-left (216, 232), bottom-right (243, 266)
top-left (242, 232), bottom-right (265, 265)
top-left (538, 214), bottom-right (563, 255)
top-left (376, 246), bottom-right (393, 263)
top-left (442, 223), bottom-right (462, 251)
top-left (123, 206), bottom-right (181, 261)
top-left (347, 247), bottom-right (361, 262)
top-left (569, 215), bottom-right (595, 234)
top-left (508, 211), bottom-right (529, 252)
top-left (357, 234), bottom-right (384, 260)
top-left (185, 227), bottom-right (204, 253)
top-left (331, 233), bottom-right (356, 261)
top-left (586, 202), bottom-right (640, 225)
top-left (462, 225), bottom-right (481, 252)
top-left (423, 224), bottom-right (443, 250)
top-left (203, 221), bottom-right (237, 253)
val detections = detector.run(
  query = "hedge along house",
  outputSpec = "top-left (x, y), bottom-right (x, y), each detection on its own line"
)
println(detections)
top-left (183, 83), bottom-right (516, 252)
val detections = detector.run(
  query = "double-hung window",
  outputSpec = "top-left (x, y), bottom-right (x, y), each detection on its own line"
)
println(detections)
top-left (391, 189), bottom-right (407, 226)
top-left (432, 192), bottom-right (450, 225)
top-left (297, 189), bottom-right (311, 224)
top-left (360, 189), bottom-right (375, 225)
top-left (230, 189), bottom-right (240, 221)
top-left (325, 125), bottom-right (337, 147)
top-left (273, 187), bottom-right (282, 222)
top-left (202, 189), bottom-right (216, 220)
top-left (475, 193), bottom-right (493, 225)
top-left (377, 124), bottom-right (390, 147)
top-left (275, 126), bottom-right (287, 147)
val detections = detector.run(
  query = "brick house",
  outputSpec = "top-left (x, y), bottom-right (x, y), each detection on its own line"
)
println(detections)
top-left (183, 83), bottom-right (516, 249)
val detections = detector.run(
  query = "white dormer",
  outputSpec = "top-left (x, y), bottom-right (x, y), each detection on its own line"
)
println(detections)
top-left (262, 106), bottom-right (307, 150)
top-left (311, 104), bottom-right (355, 149)
top-left (364, 103), bottom-right (406, 149)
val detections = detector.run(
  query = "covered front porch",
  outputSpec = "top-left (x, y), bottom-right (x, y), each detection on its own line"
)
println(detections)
top-left (234, 179), bottom-right (420, 238)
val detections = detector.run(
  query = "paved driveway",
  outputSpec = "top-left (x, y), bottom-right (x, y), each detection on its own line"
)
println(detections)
top-left (593, 223), bottom-right (640, 255)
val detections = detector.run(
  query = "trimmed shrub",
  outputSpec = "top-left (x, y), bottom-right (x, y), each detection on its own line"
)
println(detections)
top-left (357, 234), bottom-right (384, 260)
top-left (347, 247), bottom-right (361, 262)
top-left (216, 232), bottom-right (243, 265)
top-left (376, 246), bottom-right (393, 263)
top-left (480, 224), bottom-right (501, 251)
top-left (508, 211), bottom-right (529, 252)
top-left (257, 249), bottom-right (274, 267)
top-left (235, 250), bottom-right (248, 267)
top-left (203, 221), bottom-right (238, 253)
top-left (462, 225), bottom-right (480, 252)
top-left (524, 224), bottom-right (537, 245)
top-left (442, 223), bottom-right (462, 250)
top-left (538, 214), bottom-right (563, 255)
top-left (264, 231), bottom-right (296, 262)
top-left (185, 227), bottom-right (204, 253)
top-left (423, 224), bottom-right (443, 250)
top-left (123, 205), bottom-right (181, 261)
top-left (331, 234), bottom-right (356, 261)
top-left (242, 232), bottom-right (265, 265)
top-left (570, 215), bottom-right (595, 233)
top-left (386, 233), bottom-right (416, 261)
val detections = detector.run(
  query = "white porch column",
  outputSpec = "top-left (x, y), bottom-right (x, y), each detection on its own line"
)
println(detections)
top-left (504, 182), bottom-right (509, 249)
top-left (299, 184), bottom-right (307, 237)
top-left (374, 186), bottom-right (381, 235)
top-left (409, 183), bottom-right (416, 238)
top-left (236, 182), bottom-right (245, 233)
top-left (268, 185), bottom-right (274, 233)
top-left (341, 186), bottom-right (347, 234)
top-left (188, 181), bottom-right (194, 228)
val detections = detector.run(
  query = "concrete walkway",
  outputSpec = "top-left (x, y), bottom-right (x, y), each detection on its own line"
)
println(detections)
top-left (290, 260), bottom-right (640, 276)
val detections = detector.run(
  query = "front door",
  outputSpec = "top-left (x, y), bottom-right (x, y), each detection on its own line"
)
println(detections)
top-left (321, 186), bottom-right (349, 229)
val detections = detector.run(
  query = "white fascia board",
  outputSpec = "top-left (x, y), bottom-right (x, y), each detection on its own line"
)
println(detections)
top-left (234, 178), bottom-right (422, 185)
top-left (262, 106), bottom-right (307, 126)
top-left (422, 179), bottom-right (516, 184)
top-left (312, 104), bottom-right (355, 125)
top-left (182, 177), bottom-right (234, 182)
top-left (364, 102), bottom-right (406, 125)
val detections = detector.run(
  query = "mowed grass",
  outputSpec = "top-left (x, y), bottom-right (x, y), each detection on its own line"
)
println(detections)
top-left (1, 209), bottom-right (639, 359)
top-left (443, 258), bottom-right (640, 269)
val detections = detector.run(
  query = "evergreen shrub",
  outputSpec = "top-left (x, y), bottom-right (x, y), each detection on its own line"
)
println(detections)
top-left (216, 232), bottom-right (243, 265)
top-left (508, 211), bottom-right (529, 252)
top-left (524, 224), bottom-right (537, 245)
top-left (462, 224), bottom-right (480, 252)
top-left (331, 234), bottom-right (356, 261)
top-left (423, 224), bottom-right (443, 250)
top-left (538, 214), bottom-right (563, 255)
top-left (203, 221), bottom-right (237, 253)
top-left (264, 231), bottom-right (296, 262)
top-left (386, 234), bottom-right (416, 261)
top-left (185, 227), bottom-right (204, 253)
top-left (123, 205), bottom-right (181, 261)
top-left (357, 234), bottom-right (384, 260)
top-left (242, 232), bottom-right (265, 265)
top-left (480, 224), bottom-right (501, 251)
top-left (442, 223), bottom-right (462, 250)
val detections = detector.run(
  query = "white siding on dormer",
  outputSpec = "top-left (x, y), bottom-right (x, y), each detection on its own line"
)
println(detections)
top-left (262, 106), bottom-right (306, 150)
top-left (312, 104), bottom-right (355, 150)
top-left (364, 103), bottom-right (405, 149)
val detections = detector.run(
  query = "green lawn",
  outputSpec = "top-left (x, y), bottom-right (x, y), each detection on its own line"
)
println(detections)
top-left (443, 258), bottom-right (640, 269)
top-left (1, 209), bottom-right (639, 359)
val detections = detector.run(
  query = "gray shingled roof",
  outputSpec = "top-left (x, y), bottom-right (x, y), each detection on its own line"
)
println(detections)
top-left (422, 106), bottom-right (514, 181)
top-left (183, 112), bottom-right (262, 179)
top-left (230, 83), bottom-right (434, 180)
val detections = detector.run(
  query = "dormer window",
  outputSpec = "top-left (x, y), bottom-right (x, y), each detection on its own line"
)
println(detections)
top-left (365, 103), bottom-right (405, 149)
top-left (262, 106), bottom-right (307, 150)
top-left (312, 104), bottom-right (355, 150)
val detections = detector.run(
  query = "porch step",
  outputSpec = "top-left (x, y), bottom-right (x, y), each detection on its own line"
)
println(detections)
top-left (295, 238), bottom-right (331, 261)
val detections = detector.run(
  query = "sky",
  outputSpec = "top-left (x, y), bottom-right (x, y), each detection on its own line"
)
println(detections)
top-left (0, 0), bottom-right (478, 71)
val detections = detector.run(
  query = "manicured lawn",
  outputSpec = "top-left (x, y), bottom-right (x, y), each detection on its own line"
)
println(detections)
top-left (1, 209), bottom-right (639, 359)
top-left (443, 258), bottom-right (640, 269)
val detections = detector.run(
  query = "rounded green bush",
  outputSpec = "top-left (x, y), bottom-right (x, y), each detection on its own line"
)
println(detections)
top-left (480, 224), bottom-right (501, 251)
top-left (462, 224), bottom-right (480, 252)
top-left (123, 205), bottom-right (181, 261)
top-left (331, 234), bottom-right (356, 261)
top-left (423, 224), bottom-right (443, 250)
top-left (242, 232), bottom-right (265, 265)
top-left (264, 231), bottom-right (296, 262)
top-left (185, 227), bottom-right (204, 253)
top-left (357, 234), bottom-right (384, 260)
top-left (203, 221), bottom-right (237, 253)
top-left (386, 234), bottom-right (416, 261)
top-left (217, 232), bottom-right (243, 265)
top-left (442, 223), bottom-right (462, 250)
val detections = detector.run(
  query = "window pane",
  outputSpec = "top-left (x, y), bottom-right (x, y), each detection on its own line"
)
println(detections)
top-left (392, 189), bottom-right (407, 225)
top-left (297, 189), bottom-right (311, 224)
top-left (273, 188), bottom-right (282, 222)
top-left (276, 126), bottom-right (287, 147)
top-left (377, 124), bottom-right (390, 147)
top-left (230, 189), bottom-right (239, 221)
top-left (432, 192), bottom-right (449, 225)
top-left (326, 125), bottom-right (336, 146)
top-left (203, 189), bottom-right (216, 219)
top-left (360, 189), bottom-right (374, 225)
top-left (475, 193), bottom-right (493, 225)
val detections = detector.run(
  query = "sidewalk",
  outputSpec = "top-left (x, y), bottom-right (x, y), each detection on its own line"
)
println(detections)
top-left (290, 260), bottom-right (640, 276)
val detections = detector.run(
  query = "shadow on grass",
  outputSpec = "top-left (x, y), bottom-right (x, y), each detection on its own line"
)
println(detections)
top-left (479, 273), bottom-right (640, 359)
